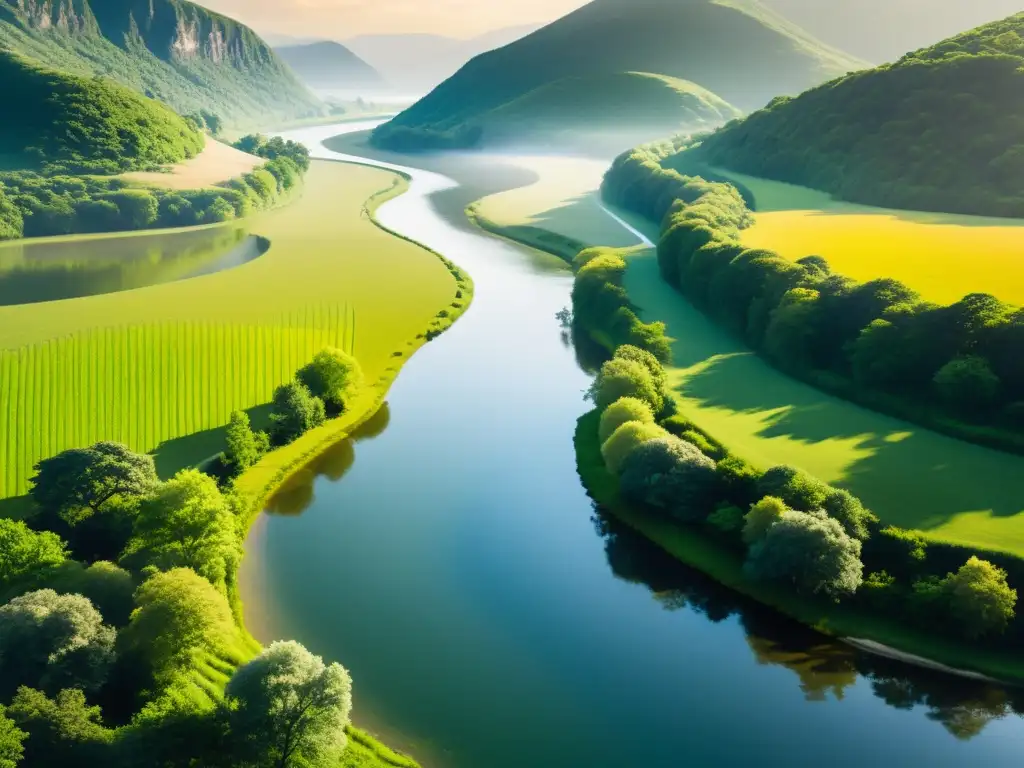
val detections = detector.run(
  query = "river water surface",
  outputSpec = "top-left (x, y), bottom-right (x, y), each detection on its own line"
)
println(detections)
top-left (239, 123), bottom-right (1024, 767)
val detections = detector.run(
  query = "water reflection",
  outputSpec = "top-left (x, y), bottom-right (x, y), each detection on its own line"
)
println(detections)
top-left (593, 504), bottom-right (1022, 741)
top-left (0, 225), bottom-right (264, 305)
top-left (265, 403), bottom-right (392, 517)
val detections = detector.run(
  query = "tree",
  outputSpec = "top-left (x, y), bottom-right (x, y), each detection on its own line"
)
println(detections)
top-left (130, 471), bottom-right (240, 589)
top-left (745, 511), bottom-right (864, 598)
top-left (224, 411), bottom-right (267, 475)
top-left (743, 496), bottom-right (787, 544)
top-left (943, 557), bottom-right (1017, 638)
top-left (822, 488), bottom-right (875, 541)
top-left (0, 706), bottom-right (25, 768)
top-left (123, 569), bottom-right (236, 685)
top-left (7, 688), bottom-right (113, 766)
top-left (600, 422), bottom-right (667, 475)
top-left (613, 345), bottom-right (667, 389)
top-left (756, 465), bottom-right (829, 512)
top-left (592, 358), bottom-right (663, 413)
top-left (0, 519), bottom-right (67, 589)
top-left (226, 641), bottom-right (352, 768)
top-left (46, 561), bottom-right (135, 627)
top-left (933, 356), bottom-right (1001, 412)
top-left (619, 436), bottom-right (719, 522)
top-left (598, 397), bottom-right (655, 444)
top-left (0, 189), bottom-right (24, 241)
top-left (0, 591), bottom-right (115, 697)
top-left (270, 382), bottom-right (326, 444)
top-left (30, 442), bottom-right (157, 525)
top-left (297, 348), bottom-right (365, 413)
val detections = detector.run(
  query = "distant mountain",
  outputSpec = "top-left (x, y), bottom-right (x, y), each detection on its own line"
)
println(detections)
top-left (685, 12), bottom-right (1024, 217)
top-left (371, 0), bottom-right (865, 151)
top-left (0, 0), bottom-right (324, 126)
top-left (275, 40), bottom-right (386, 91)
top-left (761, 0), bottom-right (1024, 62)
top-left (344, 24), bottom-right (542, 92)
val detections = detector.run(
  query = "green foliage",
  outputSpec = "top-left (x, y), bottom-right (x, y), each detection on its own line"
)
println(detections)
top-left (0, 706), bottom-right (24, 768)
top-left (129, 471), bottom-right (240, 590)
top-left (297, 347), bottom-right (365, 414)
top-left (593, 358), bottom-right (663, 414)
top-left (600, 421), bottom-right (669, 475)
top-left (45, 561), bottom-right (135, 628)
top-left (598, 397), bottom-right (656, 444)
top-left (225, 641), bottom-right (353, 768)
top-left (7, 687), bottom-right (114, 766)
top-left (0, 590), bottom-right (115, 697)
top-left (822, 488), bottom-right (875, 541)
top-left (745, 510), bottom-right (864, 598)
top-left (0, 519), bottom-right (67, 590)
top-left (743, 496), bottom-right (787, 545)
top-left (715, 455), bottom-right (760, 508)
top-left (233, 135), bottom-right (312, 173)
top-left (0, 51), bottom-right (204, 174)
top-left (0, 190), bottom-right (22, 240)
top-left (270, 381), bottom-right (327, 444)
top-left (224, 411), bottom-right (265, 475)
top-left (618, 436), bottom-right (719, 523)
top-left (30, 441), bottom-right (157, 525)
top-left (943, 556), bottom-right (1017, 638)
top-left (123, 568), bottom-right (236, 687)
top-left (933, 356), bottom-right (1001, 412)
top-left (706, 504), bottom-right (745, 536)
top-left (691, 12), bottom-right (1024, 217)
top-left (756, 465), bottom-right (829, 512)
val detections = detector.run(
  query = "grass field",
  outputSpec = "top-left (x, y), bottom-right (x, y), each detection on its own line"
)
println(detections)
top-left (695, 164), bottom-right (1024, 306)
top-left (462, 153), bottom-right (1024, 557)
top-left (0, 160), bottom-right (460, 498)
top-left (120, 139), bottom-right (264, 190)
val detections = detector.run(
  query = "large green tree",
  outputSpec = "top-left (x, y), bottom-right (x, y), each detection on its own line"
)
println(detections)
top-left (130, 471), bottom-right (240, 589)
top-left (226, 641), bottom-right (352, 768)
top-left (270, 382), bottom-right (326, 444)
top-left (7, 688), bottom-right (113, 767)
top-left (0, 519), bottom-right (67, 589)
top-left (224, 411), bottom-right (268, 475)
top-left (297, 348), bottom-right (365, 414)
top-left (943, 556), bottom-right (1017, 638)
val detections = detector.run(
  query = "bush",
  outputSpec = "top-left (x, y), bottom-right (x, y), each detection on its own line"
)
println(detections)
top-left (270, 381), bottom-right (327, 444)
top-left (0, 519), bottom-right (67, 591)
top-left (756, 465), bottom-right (830, 512)
top-left (44, 561), bottom-right (135, 627)
top-left (618, 436), bottom-right (718, 522)
top-left (599, 397), bottom-right (655, 443)
top-left (743, 496), bottom-right (787, 544)
top-left (601, 421), bottom-right (668, 475)
top-left (716, 455), bottom-right (760, 507)
top-left (943, 556), bottom-right (1017, 638)
top-left (593, 358), bottom-right (664, 413)
top-left (745, 510), bottom-right (864, 598)
top-left (933, 356), bottom-right (1001, 412)
top-left (224, 410), bottom-right (266, 475)
top-left (613, 345), bottom-right (667, 389)
top-left (822, 488), bottom-right (875, 541)
top-left (297, 348), bottom-right (365, 414)
top-left (707, 504), bottom-right (745, 536)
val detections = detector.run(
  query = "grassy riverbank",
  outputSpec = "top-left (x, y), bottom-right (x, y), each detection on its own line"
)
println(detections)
top-left (574, 409), bottom-right (1024, 684)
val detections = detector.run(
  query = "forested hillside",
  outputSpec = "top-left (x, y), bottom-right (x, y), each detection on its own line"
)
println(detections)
top-left (275, 40), bottom-right (386, 91)
top-left (0, 0), bottom-right (324, 126)
top-left (0, 51), bottom-right (203, 174)
top-left (371, 0), bottom-right (864, 151)
top-left (687, 12), bottom-right (1024, 217)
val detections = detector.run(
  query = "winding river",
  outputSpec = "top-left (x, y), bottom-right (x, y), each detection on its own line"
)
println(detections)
top-left (240, 123), bottom-right (1024, 767)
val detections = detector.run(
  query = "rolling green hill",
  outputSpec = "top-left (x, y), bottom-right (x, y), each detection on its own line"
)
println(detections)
top-left (275, 40), bottom-right (386, 91)
top-left (0, 50), bottom-right (204, 174)
top-left (0, 0), bottom-right (324, 127)
top-left (685, 12), bottom-right (1024, 217)
top-left (371, 0), bottom-right (865, 151)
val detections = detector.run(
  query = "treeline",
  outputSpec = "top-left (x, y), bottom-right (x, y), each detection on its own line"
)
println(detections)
top-left (0, 347), bottom-right (370, 766)
top-left (686, 14), bottom-right (1024, 218)
top-left (585, 341), bottom-right (1021, 649)
top-left (370, 123), bottom-right (483, 153)
top-left (0, 136), bottom-right (310, 241)
top-left (602, 143), bottom-right (1024, 451)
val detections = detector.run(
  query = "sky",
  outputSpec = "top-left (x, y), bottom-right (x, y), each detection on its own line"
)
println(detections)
top-left (196, 0), bottom-right (589, 39)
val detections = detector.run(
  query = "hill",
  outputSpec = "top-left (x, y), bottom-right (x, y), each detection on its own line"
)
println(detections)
top-left (345, 24), bottom-right (541, 92)
top-left (684, 12), bottom-right (1024, 217)
top-left (0, 50), bottom-right (204, 174)
top-left (761, 0), bottom-right (1024, 63)
top-left (275, 40), bottom-right (386, 92)
top-left (370, 0), bottom-right (865, 151)
top-left (0, 0), bottom-right (324, 127)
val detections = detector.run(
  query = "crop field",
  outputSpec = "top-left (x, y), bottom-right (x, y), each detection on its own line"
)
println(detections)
top-left (0, 161), bottom-right (459, 498)
top-left (695, 164), bottom-right (1024, 306)
top-left (120, 139), bottom-right (264, 189)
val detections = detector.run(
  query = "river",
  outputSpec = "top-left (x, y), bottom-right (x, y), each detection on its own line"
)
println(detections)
top-left (239, 123), bottom-right (1024, 767)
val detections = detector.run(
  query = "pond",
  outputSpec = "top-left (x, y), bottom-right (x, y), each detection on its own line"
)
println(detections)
top-left (240, 123), bottom-right (1024, 768)
top-left (0, 225), bottom-right (263, 305)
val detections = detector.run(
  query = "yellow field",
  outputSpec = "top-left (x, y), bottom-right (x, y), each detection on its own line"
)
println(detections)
top-left (0, 160), bottom-right (459, 497)
top-left (121, 139), bottom-right (264, 189)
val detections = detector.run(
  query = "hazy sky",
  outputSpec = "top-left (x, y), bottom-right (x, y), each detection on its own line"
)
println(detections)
top-left (197, 0), bottom-right (589, 38)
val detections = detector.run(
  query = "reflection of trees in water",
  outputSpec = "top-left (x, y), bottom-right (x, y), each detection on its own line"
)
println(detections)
top-left (592, 502), bottom-right (1020, 740)
top-left (264, 403), bottom-right (391, 517)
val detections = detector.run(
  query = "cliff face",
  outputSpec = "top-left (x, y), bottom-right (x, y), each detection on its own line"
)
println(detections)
top-left (7, 0), bottom-right (97, 33)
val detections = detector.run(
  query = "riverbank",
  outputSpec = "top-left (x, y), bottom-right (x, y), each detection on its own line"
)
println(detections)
top-left (573, 409), bottom-right (1024, 685)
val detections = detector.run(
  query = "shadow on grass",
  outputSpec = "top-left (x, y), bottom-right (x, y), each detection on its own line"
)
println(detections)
top-left (151, 404), bottom-right (274, 479)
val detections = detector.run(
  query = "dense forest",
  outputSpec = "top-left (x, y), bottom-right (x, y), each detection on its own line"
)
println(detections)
top-left (371, 0), bottom-right (864, 151)
top-left (0, 0), bottom-right (324, 126)
top-left (688, 12), bottom-right (1024, 217)
top-left (602, 140), bottom-right (1024, 451)
top-left (0, 52), bottom-right (204, 175)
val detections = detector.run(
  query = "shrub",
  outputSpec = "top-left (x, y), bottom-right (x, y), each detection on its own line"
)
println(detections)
top-left (743, 496), bottom-right (787, 544)
top-left (44, 561), bottom-right (135, 627)
top-left (943, 556), bottom-right (1017, 638)
top-left (618, 436), bottom-right (718, 522)
top-left (933, 356), bottom-right (1001, 412)
top-left (601, 421), bottom-right (668, 475)
top-left (707, 504), bottom-right (745, 536)
top-left (756, 465), bottom-right (830, 512)
top-left (745, 511), bottom-right (864, 598)
top-left (297, 348), bottom-right (365, 413)
top-left (224, 411), bottom-right (265, 475)
top-left (614, 344), bottom-right (667, 388)
top-left (593, 358), bottom-right (663, 413)
top-left (270, 381), bottom-right (327, 444)
top-left (716, 455), bottom-right (760, 507)
top-left (7, 688), bottom-right (113, 766)
top-left (0, 519), bottom-right (67, 590)
top-left (822, 488), bottom-right (875, 541)
top-left (599, 397), bottom-right (655, 443)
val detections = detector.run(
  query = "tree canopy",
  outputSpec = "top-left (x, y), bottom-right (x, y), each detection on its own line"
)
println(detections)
top-left (297, 347), bottom-right (365, 414)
